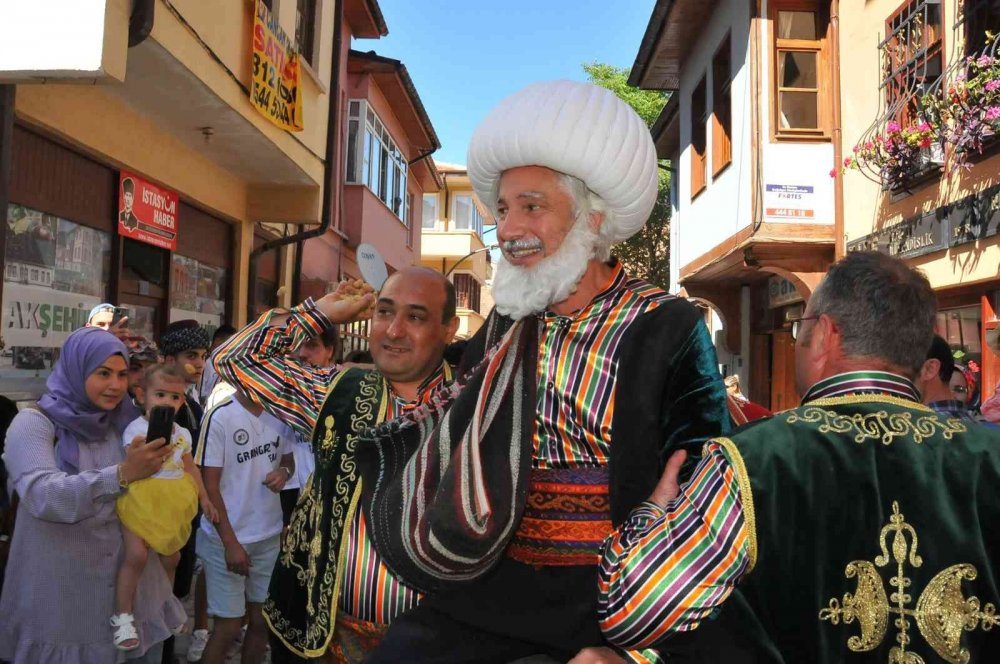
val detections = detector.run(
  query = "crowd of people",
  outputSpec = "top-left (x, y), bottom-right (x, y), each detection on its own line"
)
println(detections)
top-left (1, 79), bottom-right (1000, 664)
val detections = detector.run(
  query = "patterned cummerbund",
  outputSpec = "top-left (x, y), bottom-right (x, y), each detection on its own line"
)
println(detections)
top-left (506, 466), bottom-right (613, 566)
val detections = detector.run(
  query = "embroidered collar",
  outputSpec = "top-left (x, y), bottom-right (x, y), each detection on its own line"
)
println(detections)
top-left (389, 362), bottom-right (453, 412)
top-left (541, 259), bottom-right (627, 324)
top-left (802, 370), bottom-right (920, 404)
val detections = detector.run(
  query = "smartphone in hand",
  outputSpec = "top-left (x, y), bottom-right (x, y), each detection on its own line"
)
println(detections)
top-left (146, 405), bottom-right (176, 445)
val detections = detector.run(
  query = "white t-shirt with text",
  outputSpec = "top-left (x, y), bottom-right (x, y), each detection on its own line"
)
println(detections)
top-left (195, 395), bottom-right (287, 544)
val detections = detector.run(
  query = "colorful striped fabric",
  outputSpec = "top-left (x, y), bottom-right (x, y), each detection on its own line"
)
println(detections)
top-left (212, 300), bottom-right (447, 625)
top-left (212, 301), bottom-right (339, 442)
top-left (800, 370), bottom-right (920, 403)
top-left (338, 374), bottom-right (448, 624)
top-left (534, 263), bottom-right (673, 468)
top-left (595, 371), bottom-right (925, 649)
top-left (597, 442), bottom-right (751, 648)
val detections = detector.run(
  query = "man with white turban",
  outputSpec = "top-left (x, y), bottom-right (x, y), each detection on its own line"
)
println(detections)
top-left (357, 80), bottom-right (729, 663)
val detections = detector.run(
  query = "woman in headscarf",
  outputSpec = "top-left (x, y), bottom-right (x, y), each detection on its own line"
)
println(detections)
top-left (0, 327), bottom-right (186, 663)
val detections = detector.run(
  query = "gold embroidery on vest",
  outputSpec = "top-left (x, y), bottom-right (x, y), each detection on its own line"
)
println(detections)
top-left (785, 408), bottom-right (966, 445)
top-left (263, 370), bottom-right (384, 658)
top-left (819, 502), bottom-right (998, 663)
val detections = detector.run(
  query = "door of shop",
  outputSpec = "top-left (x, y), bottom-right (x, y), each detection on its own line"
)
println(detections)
top-left (770, 329), bottom-right (799, 412)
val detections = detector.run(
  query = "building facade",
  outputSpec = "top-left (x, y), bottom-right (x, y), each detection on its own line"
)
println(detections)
top-left (419, 161), bottom-right (492, 340)
top-left (838, 0), bottom-right (1000, 408)
top-left (0, 0), bottom-right (437, 399)
top-left (631, 0), bottom-right (841, 410)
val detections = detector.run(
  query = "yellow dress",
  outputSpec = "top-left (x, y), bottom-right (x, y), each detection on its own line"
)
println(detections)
top-left (116, 421), bottom-right (199, 555)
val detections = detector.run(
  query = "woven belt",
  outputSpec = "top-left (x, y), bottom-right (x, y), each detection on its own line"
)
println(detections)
top-left (506, 466), bottom-right (613, 566)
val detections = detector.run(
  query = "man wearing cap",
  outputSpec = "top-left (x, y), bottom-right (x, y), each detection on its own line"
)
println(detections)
top-left (358, 80), bottom-right (728, 663)
top-left (594, 252), bottom-right (1000, 661)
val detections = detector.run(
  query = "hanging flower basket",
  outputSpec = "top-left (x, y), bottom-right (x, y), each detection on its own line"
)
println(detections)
top-left (924, 34), bottom-right (1000, 171)
top-left (842, 121), bottom-right (944, 193)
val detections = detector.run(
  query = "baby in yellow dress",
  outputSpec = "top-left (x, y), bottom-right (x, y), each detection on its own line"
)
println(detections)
top-left (111, 364), bottom-right (220, 651)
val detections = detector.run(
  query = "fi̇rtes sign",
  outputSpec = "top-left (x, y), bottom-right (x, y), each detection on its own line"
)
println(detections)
top-left (118, 171), bottom-right (179, 251)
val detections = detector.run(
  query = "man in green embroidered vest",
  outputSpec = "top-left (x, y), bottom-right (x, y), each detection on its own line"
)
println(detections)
top-left (594, 251), bottom-right (1000, 662)
top-left (212, 267), bottom-right (459, 663)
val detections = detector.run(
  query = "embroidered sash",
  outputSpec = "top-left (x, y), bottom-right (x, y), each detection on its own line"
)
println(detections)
top-left (263, 368), bottom-right (386, 658)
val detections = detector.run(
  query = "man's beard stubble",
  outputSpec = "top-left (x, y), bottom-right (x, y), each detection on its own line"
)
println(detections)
top-left (491, 216), bottom-right (600, 321)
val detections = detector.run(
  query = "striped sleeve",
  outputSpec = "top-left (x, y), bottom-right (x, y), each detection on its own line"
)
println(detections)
top-left (212, 298), bottom-right (338, 441)
top-left (596, 441), bottom-right (751, 649)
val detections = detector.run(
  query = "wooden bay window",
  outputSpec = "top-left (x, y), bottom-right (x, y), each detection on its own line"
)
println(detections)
top-left (770, 1), bottom-right (832, 140)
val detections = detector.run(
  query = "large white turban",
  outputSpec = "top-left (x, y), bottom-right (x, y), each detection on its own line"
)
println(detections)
top-left (467, 80), bottom-right (659, 243)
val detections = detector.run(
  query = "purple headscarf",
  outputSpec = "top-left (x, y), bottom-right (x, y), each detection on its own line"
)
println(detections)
top-left (37, 327), bottom-right (130, 473)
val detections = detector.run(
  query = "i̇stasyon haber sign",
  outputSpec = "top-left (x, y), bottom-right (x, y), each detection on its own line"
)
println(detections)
top-left (251, 0), bottom-right (303, 132)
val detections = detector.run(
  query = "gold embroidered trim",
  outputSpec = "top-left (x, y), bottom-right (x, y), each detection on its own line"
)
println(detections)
top-left (806, 394), bottom-right (934, 411)
top-left (263, 369), bottom-right (385, 658)
top-left (819, 501), bottom-right (998, 663)
top-left (784, 407), bottom-right (966, 446)
top-left (711, 437), bottom-right (757, 573)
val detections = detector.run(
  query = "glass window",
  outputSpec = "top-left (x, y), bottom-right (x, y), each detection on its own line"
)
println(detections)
top-left (712, 34), bottom-right (733, 175)
top-left (778, 11), bottom-right (817, 39)
top-left (346, 99), bottom-right (411, 223)
top-left (2, 204), bottom-right (111, 398)
top-left (169, 254), bottom-right (227, 337)
top-left (454, 195), bottom-right (474, 230)
top-left (295, 0), bottom-right (318, 66)
top-left (346, 119), bottom-right (359, 183)
top-left (772, 2), bottom-right (829, 137)
top-left (691, 76), bottom-right (708, 197)
top-left (423, 194), bottom-right (439, 228)
top-left (882, 0), bottom-right (943, 127)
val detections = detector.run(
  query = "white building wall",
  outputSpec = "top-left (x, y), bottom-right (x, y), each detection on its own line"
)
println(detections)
top-left (757, 0), bottom-right (836, 227)
top-left (675, 0), bottom-right (754, 271)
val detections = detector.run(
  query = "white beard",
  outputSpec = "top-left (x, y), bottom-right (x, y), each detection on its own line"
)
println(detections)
top-left (491, 217), bottom-right (599, 320)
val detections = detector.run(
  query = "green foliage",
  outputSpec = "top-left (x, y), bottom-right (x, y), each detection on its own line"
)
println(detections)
top-left (583, 63), bottom-right (672, 290)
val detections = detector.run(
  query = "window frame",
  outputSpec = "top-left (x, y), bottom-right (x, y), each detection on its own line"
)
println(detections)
top-left (690, 76), bottom-right (708, 200)
top-left (422, 193), bottom-right (439, 229)
top-left (769, 0), bottom-right (832, 142)
top-left (345, 100), bottom-right (410, 226)
top-left (452, 193), bottom-right (484, 237)
top-left (712, 33), bottom-right (733, 176)
top-left (295, 0), bottom-right (319, 68)
top-left (880, 0), bottom-right (944, 129)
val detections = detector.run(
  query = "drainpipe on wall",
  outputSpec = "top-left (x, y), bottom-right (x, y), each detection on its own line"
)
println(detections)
top-left (248, 0), bottom-right (345, 322)
top-left (830, 0), bottom-right (845, 259)
top-left (128, 0), bottom-right (155, 47)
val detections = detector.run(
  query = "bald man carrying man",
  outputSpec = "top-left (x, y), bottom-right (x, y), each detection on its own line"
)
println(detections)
top-left (213, 267), bottom-right (459, 662)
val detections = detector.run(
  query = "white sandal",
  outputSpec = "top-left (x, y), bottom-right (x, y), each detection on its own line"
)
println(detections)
top-left (111, 612), bottom-right (139, 651)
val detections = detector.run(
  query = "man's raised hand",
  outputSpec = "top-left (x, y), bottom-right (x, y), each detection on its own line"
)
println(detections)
top-left (316, 279), bottom-right (375, 324)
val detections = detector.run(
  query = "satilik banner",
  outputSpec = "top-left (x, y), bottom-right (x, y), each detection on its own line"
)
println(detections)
top-left (251, 0), bottom-right (303, 132)
top-left (118, 171), bottom-right (179, 251)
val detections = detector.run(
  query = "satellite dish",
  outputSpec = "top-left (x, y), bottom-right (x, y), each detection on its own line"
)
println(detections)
top-left (357, 243), bottom-right (389, 290)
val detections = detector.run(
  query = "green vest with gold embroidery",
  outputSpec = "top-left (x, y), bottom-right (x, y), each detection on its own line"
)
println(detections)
top-left (714, 385), bottom-right (1000, 663)
top-left (263, 367), bottom-right (388, 658)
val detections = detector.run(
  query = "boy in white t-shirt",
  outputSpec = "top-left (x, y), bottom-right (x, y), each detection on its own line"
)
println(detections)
top-left (194, 388), bottom-right (293, 664)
